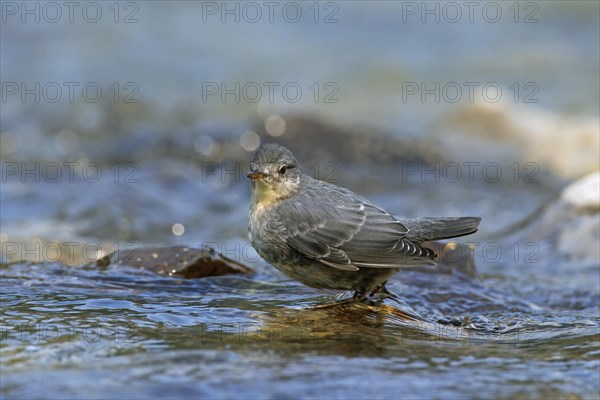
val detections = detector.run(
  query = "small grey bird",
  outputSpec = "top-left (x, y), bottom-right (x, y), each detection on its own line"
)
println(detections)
top-left (247, 143), bottom-right (481, 300)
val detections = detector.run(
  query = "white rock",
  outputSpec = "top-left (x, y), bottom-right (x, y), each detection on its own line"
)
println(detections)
top-left (439, 100), bottom-right (600, 179)
top-left (560, 172), bottom-right (600, 211)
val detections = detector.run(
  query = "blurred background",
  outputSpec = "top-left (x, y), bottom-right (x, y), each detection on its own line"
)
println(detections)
top-left (2, 1), bottom-right (598, 250)
top-left (1, 1), bottom-right (600, 250)
top-left (1, 1), bottom-right (599, 399)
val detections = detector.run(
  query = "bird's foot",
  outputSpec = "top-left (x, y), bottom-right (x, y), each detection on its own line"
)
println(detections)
top-left (312, 284), bottom-right (400, 309)
top-left (312, 291), bottom-right (369, 309)
top-left (366, 281), bottom-right (401, 303)
top-left (323, 283), bottom-right (401, 307)
top-left (312, 295), bottom-right (358, 309)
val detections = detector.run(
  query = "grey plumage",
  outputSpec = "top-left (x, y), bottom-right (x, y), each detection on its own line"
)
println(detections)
top-left (248, 143), bottom-right (481, 295)
top-left (402, 217), bottom-right (482, 243)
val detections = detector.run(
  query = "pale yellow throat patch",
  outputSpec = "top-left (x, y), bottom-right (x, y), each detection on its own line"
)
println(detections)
top-left (251, 179), bottom-right (298, 208)
top-left (251, 180), bottom-right (281, 207)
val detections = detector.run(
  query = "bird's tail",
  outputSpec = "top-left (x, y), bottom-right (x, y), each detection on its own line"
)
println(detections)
top-left (402, 217), bottom-right (482, 243)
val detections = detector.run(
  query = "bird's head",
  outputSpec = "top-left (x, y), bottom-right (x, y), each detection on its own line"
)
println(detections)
top-left (248, 143), bottom-right (302, 206)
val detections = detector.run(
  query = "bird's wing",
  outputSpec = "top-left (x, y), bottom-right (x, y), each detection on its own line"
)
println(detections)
top-left (276, 182), bottom-right (437, 270)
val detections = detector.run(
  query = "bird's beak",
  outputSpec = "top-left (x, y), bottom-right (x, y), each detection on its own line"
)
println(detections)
top-left (247, 170), bottom-right (267, 180)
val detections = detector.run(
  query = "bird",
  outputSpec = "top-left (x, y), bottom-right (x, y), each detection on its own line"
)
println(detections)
top-left (247, 143), bottom-right (481, 302)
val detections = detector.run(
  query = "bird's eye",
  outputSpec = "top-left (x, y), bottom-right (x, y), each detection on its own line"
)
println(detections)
top-left (278, 166), bottom-right (288, 175)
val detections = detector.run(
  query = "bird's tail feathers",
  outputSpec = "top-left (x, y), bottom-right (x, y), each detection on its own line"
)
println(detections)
top-left (402, 217), bottom-right (481, 243)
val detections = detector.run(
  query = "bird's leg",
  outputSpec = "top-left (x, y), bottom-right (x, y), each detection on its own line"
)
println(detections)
top-left (354, 290), bottom-right (368, 301)
top-left (366, 281), bottom-right (401, 303)
top-left (368, 282), bottom-right (386, 297)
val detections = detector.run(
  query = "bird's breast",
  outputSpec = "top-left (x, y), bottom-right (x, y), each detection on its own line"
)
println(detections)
top-left (248, 203), bottom-right (290, 265)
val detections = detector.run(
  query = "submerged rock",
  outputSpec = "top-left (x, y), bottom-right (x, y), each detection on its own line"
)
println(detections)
top-left (96, 245), bottom-right (254, 278)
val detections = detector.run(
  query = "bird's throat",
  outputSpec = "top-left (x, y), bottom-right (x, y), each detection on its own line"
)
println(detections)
top-left (251, 180), bottom-right (283, 208)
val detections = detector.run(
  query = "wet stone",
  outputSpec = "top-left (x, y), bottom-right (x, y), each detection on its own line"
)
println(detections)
top-left (412, 242), bottom-right (480, 280)
top-left (96, 245), bottom-right (254, 279)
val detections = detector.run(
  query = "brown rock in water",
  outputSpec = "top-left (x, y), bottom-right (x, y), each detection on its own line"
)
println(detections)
top-left (409, 242), bottom-right (479, 280)
top-left (96, 246), bottom-right (254, 278)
